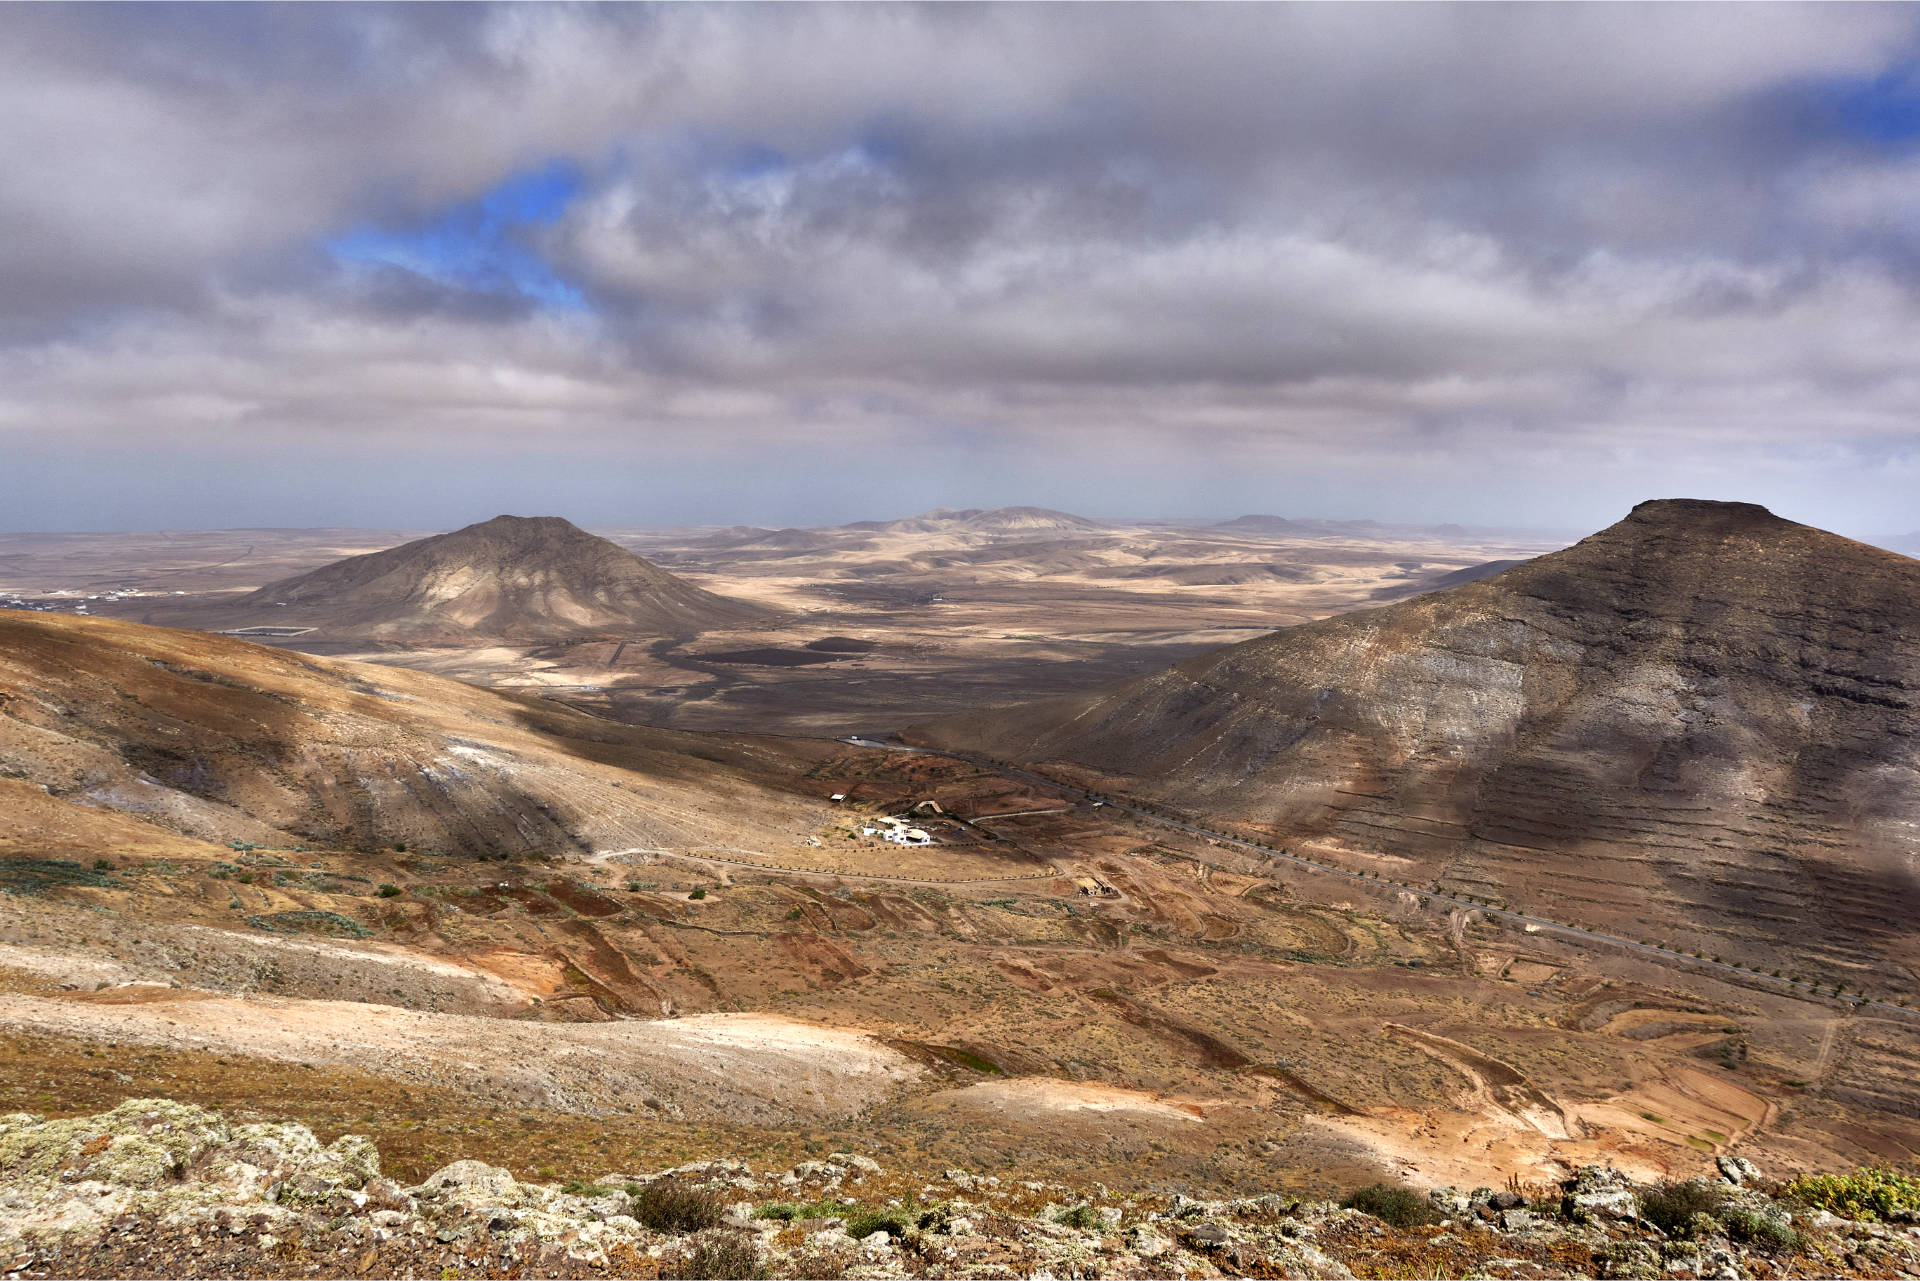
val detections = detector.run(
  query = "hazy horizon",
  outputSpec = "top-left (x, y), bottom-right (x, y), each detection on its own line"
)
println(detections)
top-left (8, 496), bottom-right (1917, 555)
top-left (8, 4), bottom-right (1920, 540)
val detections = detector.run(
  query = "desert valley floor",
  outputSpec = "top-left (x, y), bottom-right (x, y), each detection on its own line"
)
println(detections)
top-left (3, 506), bottom-right (1919, 1223)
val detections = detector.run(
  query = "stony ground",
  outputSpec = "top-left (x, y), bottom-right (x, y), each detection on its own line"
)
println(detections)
top-left (5, 1099), bottom-right (1919, 1280)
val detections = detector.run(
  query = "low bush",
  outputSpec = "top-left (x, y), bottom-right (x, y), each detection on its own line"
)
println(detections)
top-left (244, 909), bottom-right (370, 938)
top-left (0, 859), bottom-right (120, 896)
top-left (1341, 1183), bottom-right (1440, 1228)
top-left (1784, 1166), bottom-right (1920, 1222)
top-left (1053, 1203), bottom-right (1105, 1231)
top-left (1721, 1205), bottom-right (1802, 1251)
top-left (630, 1178), bottom-right (724, 1233)
top-left (689, 887), bottom-right (707, 900)
top-left (1637, 1180), bottom-right (1727, 1237)
top-left (377, 883), bottom-right (402, 898)
top-left (844, 1205), bottom-right (919, 1239)
top-left (562, 1180), bottom-right (614, 1198)
top-left (752, 1199), bottom-right (856, 1222)
top-left (664, 1230), bottom-right (763, 1280)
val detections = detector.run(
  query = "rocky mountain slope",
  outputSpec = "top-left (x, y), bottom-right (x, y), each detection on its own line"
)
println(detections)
top-left (0, 611), bottom-right (822, 858)
top-left (3, 1098), bottom-right (1911, 1280)
top-left (234, 515), bottom-right (759, 643)
top-left (917, 499), bottom-right (1920, 992)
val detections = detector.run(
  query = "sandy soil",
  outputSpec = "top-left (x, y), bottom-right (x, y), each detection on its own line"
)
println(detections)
top-left (931, 1077), bottom-right (1210, 1123)
top-left (0, 991), bottom-right (917, 1124)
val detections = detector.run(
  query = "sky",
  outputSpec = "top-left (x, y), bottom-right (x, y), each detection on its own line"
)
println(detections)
top-left (7, 3), bottom-right (1920, 538)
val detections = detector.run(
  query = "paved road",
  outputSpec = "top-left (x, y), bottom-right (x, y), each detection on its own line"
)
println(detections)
top-left (845, 736), bottom-right (1915, 1022)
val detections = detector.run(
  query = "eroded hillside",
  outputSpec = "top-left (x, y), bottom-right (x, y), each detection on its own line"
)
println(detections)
top-left (917, 500), bottom-right (1920, 998)
top-left (0, 612), bottom-right (828, 858)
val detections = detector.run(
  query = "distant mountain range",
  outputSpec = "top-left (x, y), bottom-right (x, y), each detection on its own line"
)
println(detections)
top-left (682, 507), bottom-right (1568, 550)
top-left (1210, 514), bottom-right (1559, 541)
top-left (855, 507), bottom-right (1111, 536)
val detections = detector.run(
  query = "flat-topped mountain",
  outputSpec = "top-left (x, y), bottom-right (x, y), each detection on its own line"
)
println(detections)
top-left (236, 515), bottom-right (759, 643)
top-left (917, 499), bottom-right (1920, 992)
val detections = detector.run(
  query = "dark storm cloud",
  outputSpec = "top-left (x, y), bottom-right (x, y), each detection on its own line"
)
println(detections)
top-left (6, 3), bottom-right (1920, 533)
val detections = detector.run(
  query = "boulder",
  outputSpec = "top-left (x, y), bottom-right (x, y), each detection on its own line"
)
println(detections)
top-left (1566, 1166), bottom-right (1640, 1224)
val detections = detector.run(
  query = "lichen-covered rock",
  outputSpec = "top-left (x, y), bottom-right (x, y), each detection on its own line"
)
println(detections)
top-left (412, 1160), bottom-right (521, 1208)
top-left (1567, 1166), bottom-right (1641, 1224)
top-left (7, 1098), bottom-right (1920, 1280)
top-left (1596, 1239), bottom-right (1664, 1279)
top-left (0, 1099), bottom-right (230, 1189)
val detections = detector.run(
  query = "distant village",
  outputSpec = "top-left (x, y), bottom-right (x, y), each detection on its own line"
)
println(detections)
top-left (0, 586), bottom-right (180, 615)
top-left (828, 794), bottom-right (944, 846)
top-left (860, 814), bottom-right (934, 846)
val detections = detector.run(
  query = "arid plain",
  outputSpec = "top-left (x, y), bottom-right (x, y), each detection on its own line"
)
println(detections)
top-left (4, 505), bottom-right (1918, 1223)
top-left (19, 509), bottom-right (1561, 735)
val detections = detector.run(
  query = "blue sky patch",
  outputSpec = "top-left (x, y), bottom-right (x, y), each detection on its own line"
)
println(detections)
top-left (1819, 65), bottom-right (1920, 146)
top-left (330, 161), bottom-right (588, 312)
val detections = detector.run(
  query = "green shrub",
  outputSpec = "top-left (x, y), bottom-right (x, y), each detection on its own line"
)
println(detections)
top-left (1340, 1183), bottom-right (1440, 1228)
top-left (1053, 1203), bottom-right (1105, 1231)
top-left (92, 858), bottom-right (114, 871)
top-left (689, 887), bottom-right (707, 900)
top-left (752, 1199), bottom-right (856, 1222)
top-left (1784, 1166), bottom-right (1920, 1222)
top-left (1721, 1205), bottom-right (1802, 1251)
top-left (665, 1230), bottom-right (764, 1280)
top-left (563, 1180), bottom-right (614, 1197)
top-left (244, 910), bottom-right (370, 939)
top-left (843, 1205), bottom-right (918, 1239)
top-left (631, 1178), bottom-right (724, 1233)
top-left (0, 859), bottom-right (120, 895)
top-left (1637, 1180), bottom-right (1727, 1236)
top-left (376, 883), bottom-right (403, 897)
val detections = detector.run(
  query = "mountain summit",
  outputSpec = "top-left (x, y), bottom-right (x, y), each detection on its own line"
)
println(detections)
top-left (917, 499), bottom-right (1920, 989)
top-left (238, 515), bottom-right (759, 642)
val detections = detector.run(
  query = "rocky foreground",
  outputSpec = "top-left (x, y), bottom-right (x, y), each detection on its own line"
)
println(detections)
top-left (4, 1100), bottom-right (1920, 1280)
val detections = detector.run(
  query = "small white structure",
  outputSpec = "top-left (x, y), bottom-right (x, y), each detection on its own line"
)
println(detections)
top-left (830, 793), bottom-right (847, 802)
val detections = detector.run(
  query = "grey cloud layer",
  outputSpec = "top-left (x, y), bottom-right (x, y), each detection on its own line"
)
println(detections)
top-left (5, 3), bottom-right (1920, 528)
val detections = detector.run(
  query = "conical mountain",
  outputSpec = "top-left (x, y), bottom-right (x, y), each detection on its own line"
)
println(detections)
top-left (917, 499), bottom-right (1920, 991)
top-left (237, 515), bottom-right (761, 643)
